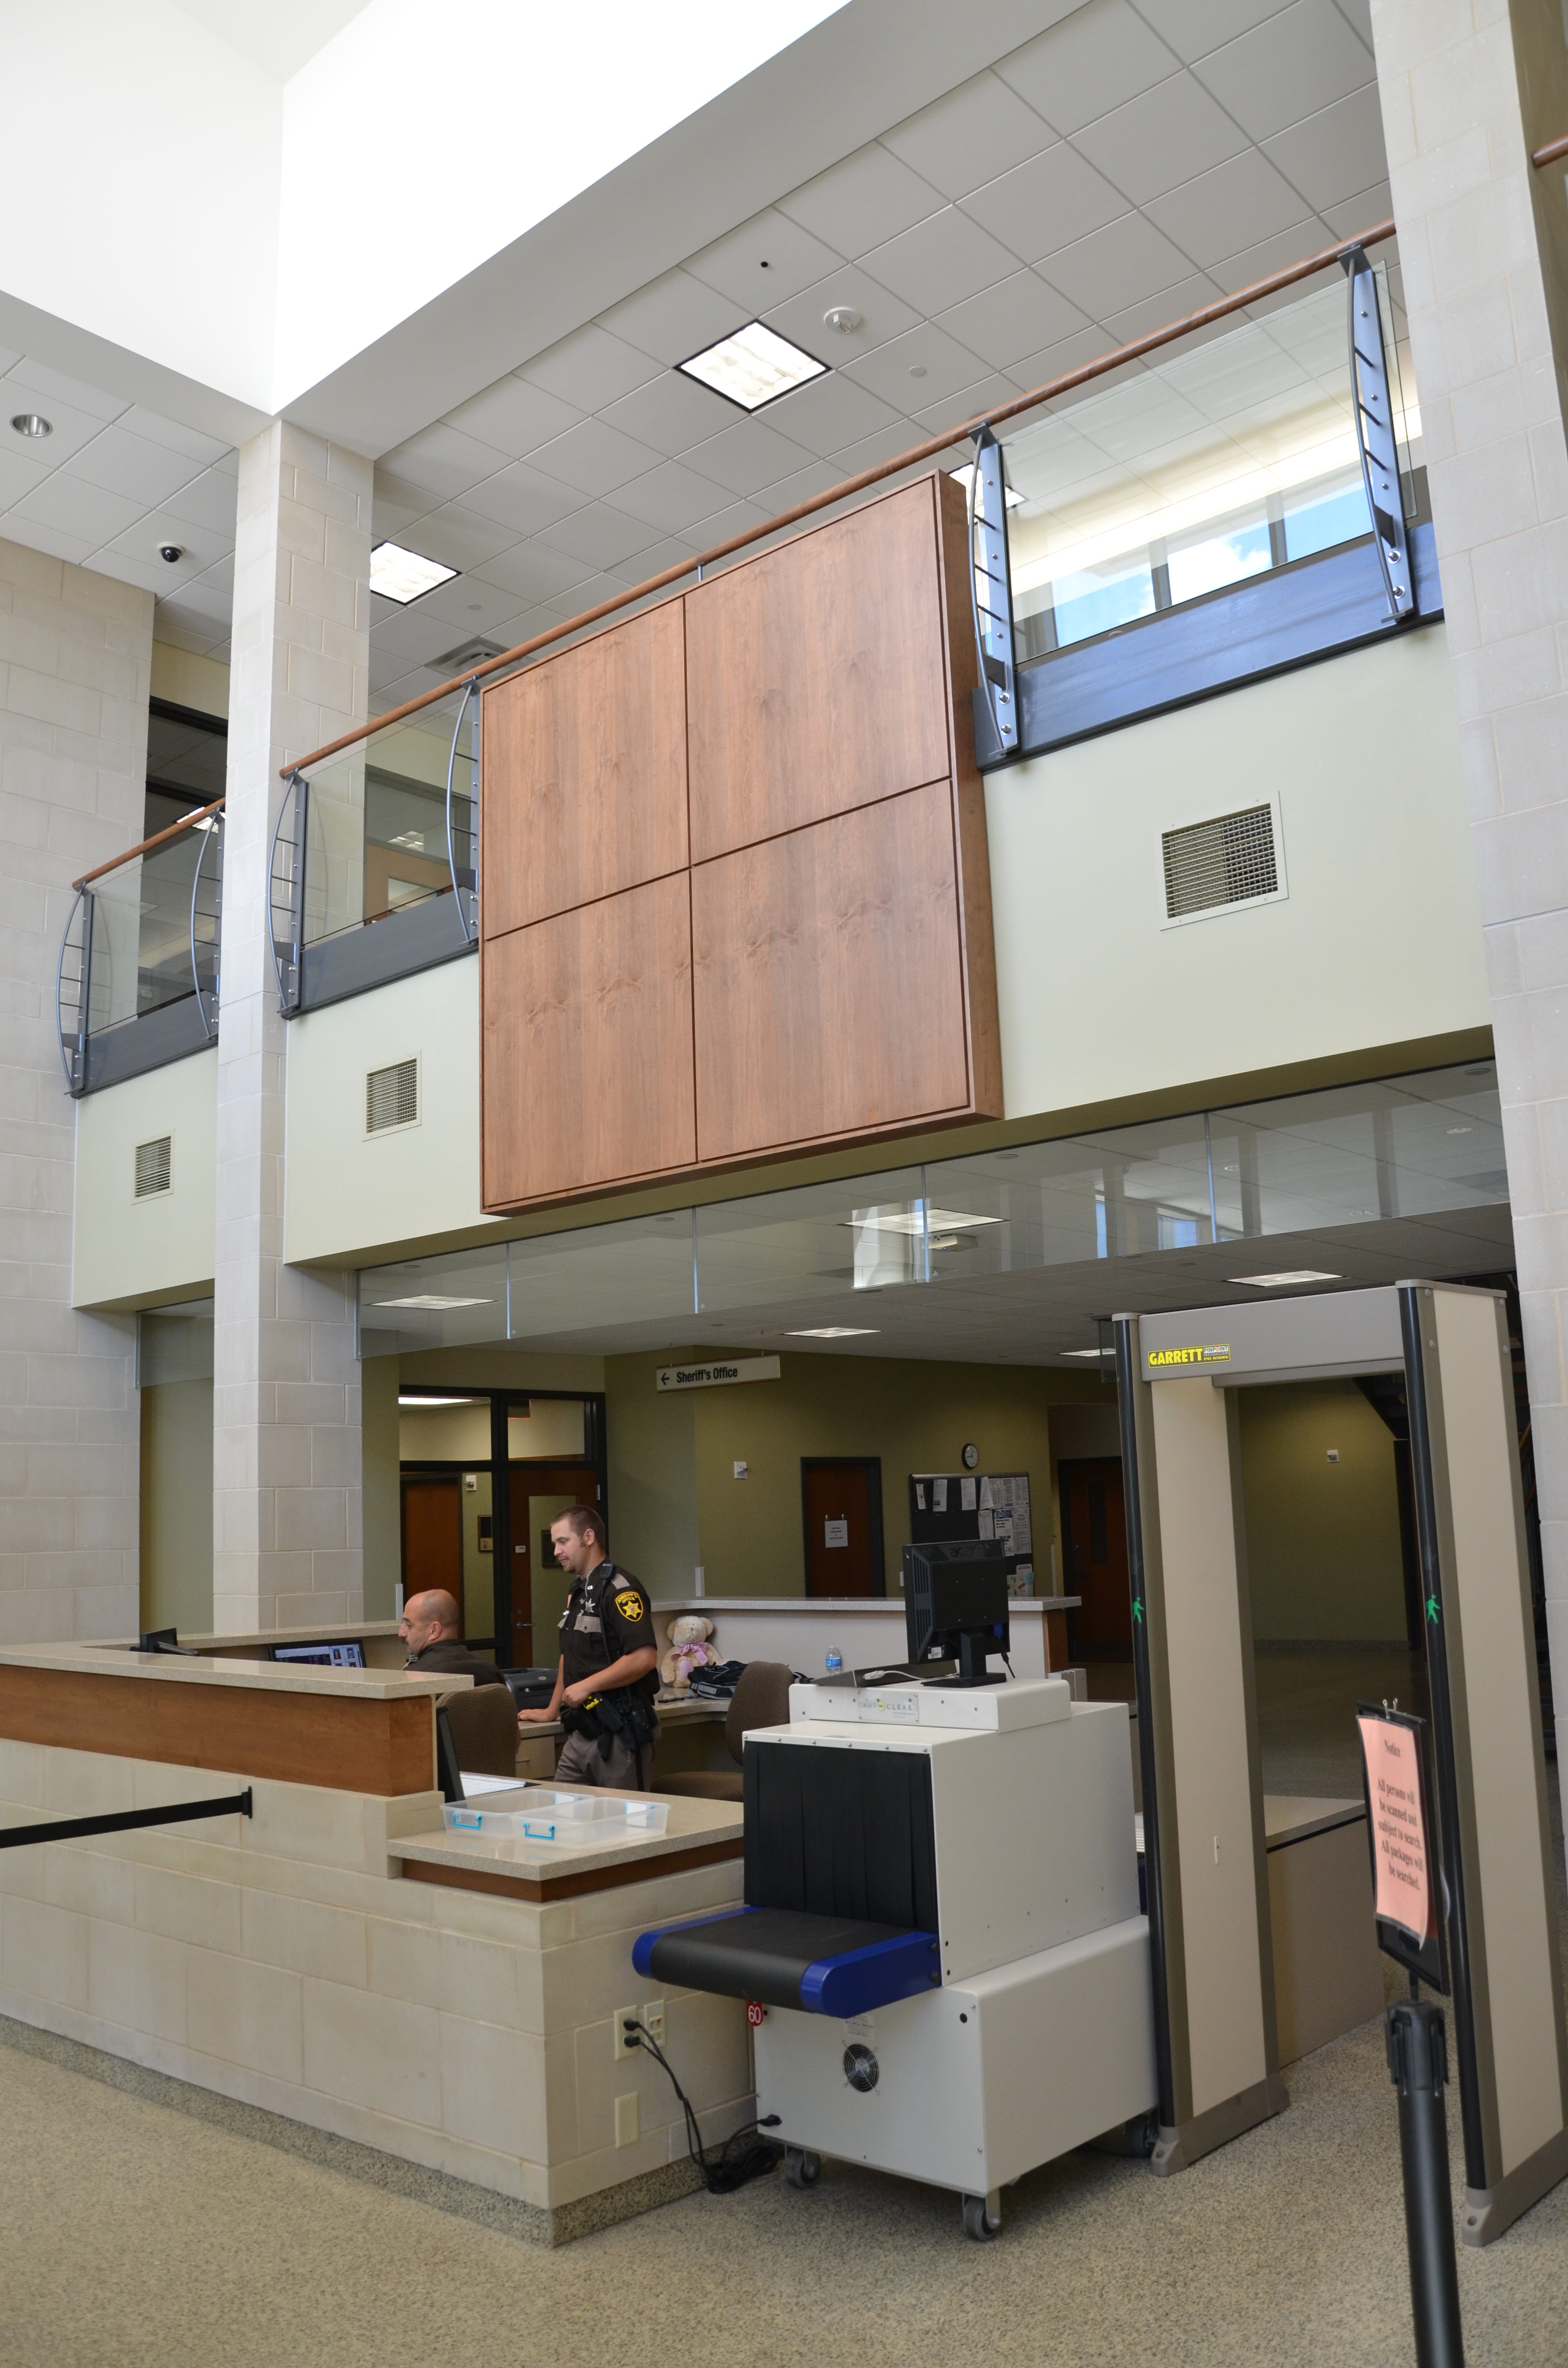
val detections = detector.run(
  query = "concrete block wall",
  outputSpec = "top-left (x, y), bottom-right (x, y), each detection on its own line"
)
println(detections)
top-left (0, 1741), bottom-right (750, 2215)
top-left (0, 536), bottom-right (152, 1643)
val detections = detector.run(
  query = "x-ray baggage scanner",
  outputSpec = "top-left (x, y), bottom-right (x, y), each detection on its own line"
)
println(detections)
top-left (1120, 1280), bottom-right (1568, 2243)
top-left (636, 1674), bottom-right (1154, 2239)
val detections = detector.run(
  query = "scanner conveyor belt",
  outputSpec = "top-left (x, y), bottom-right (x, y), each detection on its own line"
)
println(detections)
top-left (633, 1906), bottom-right (941, 2016)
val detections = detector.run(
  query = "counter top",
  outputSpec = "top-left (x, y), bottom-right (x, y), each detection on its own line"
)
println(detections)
top-left (0, 1640), bottom-right (461, 1702)
top-left (391, 1784), bottom-right (744, 1900)
top-left (652, 1594), bottom-right (1079, 1614)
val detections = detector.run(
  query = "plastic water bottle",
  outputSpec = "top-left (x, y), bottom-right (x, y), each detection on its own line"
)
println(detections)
top-left (824, 1645), bottom-right (843, 1677)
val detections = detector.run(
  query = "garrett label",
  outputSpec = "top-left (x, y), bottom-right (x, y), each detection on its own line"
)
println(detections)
top-left (1147, 1343), bottom-right (1231, 1369)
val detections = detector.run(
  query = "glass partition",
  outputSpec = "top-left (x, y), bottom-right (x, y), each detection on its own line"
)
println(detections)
top-left (998, 265), bottom-right (1419, 664)
top-left (297, 685), bottom-right (476, 949)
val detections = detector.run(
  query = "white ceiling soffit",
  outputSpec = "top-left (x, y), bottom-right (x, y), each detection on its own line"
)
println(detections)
top-left (280, 0), bottom-right (1091, 447)
top-left (167, 0), bottom-right (373, 81)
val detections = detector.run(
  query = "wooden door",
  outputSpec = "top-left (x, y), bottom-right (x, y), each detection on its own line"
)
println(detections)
top-left (506, 1460), bottom-right (601, 1668)
top-left (1060, 1457), bottom-right (1131, 1650)
top-left (401, 1475), bottom-right (462, 1610)
top-left (801, 1458), bottom-right (883, 1597)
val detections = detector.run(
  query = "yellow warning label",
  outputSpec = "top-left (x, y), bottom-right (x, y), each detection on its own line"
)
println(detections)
top-left (1148, 1344), bottom-right (1232, 1369)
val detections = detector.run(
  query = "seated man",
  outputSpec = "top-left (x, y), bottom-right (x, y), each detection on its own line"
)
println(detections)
top-left (398, 1590), bottom-right (510, 1686)
top-left (519, 1506), bottom-right (660, 1788)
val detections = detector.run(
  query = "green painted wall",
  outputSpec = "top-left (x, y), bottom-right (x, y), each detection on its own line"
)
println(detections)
top-left (1238, 1379), bottom-right (1408, 1642)
top-left (362, 1352), bottom-right (402, 1619)
top-left (603, 1350), bottom-right (700, 1595)
top-left (139, 1377), bottom-right (212, 1636)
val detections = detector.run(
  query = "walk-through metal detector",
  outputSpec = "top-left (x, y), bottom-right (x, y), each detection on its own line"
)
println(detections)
top-left (1115, 1282), bottom-right (1568, 2245)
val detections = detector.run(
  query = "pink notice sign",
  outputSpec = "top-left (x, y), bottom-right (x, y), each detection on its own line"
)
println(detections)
top-left (1357, 1714), bottom-right (1432, 1941)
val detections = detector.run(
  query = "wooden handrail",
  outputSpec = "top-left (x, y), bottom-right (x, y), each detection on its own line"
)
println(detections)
top-left (284, 214), bottom-right (1396, 779)
top-left (73, 796), bottom-right (224, 891)
top-left (1532, 133), bottom-right (1568, 167)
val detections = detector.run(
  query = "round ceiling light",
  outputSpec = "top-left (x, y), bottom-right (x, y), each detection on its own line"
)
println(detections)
top-left (11, 412), bottom-right (51, 438)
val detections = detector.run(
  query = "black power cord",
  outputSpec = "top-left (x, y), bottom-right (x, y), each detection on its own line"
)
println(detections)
top-left (627, 2019), bottom-right (782, 2194)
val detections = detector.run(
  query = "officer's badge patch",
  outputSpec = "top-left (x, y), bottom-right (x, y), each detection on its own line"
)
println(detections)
top-left (613, 1589), bottom-right (644, 1622)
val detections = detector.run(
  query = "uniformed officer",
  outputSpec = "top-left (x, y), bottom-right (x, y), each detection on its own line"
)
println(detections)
top-left (518, 1505), bottom-right (661, 1789)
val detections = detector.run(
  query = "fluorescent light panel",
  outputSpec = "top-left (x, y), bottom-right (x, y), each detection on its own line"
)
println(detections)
top-left (849, 1207), bottom-right (1002, 1236)
top-left (1062, 1347), bottom-right (1113, 1358)
top-left (374, 1294), bottom-right (491, 1309)
top-left (398, 1394), bottom-right (484, 1406)
top-left (370, 542), bottom-right (459, 604)
top-left (1228, 1270), bottom-right (1342, 1288)
top-left (786, 1327), bottom-right (881, 1338)
top-left (679, 321), bottom-right (827, 412)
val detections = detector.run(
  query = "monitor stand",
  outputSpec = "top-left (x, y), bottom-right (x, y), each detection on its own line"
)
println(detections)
top-left (922, 1631), bottom-right (1006, 1688)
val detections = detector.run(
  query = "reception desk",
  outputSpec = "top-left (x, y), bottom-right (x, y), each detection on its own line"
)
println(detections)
top-left (0, 1641), bottom-right (748, 2243)
top-left (652, 1592), bottom-right (1080, 1679)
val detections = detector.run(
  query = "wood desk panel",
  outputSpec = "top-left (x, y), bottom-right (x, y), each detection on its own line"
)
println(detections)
top-left (0, 1667), bottom-right (435, 1795)
top-left (685, 481), bottom-right (952, 863)
top-left (482, 872), bottom-right (697, 1204)
top-left (691, 782), bottom-right (972, 1160)
top-left (481, 604), bottom-right (688, 936)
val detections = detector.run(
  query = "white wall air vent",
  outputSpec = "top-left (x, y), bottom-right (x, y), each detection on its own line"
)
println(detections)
top-left (367, 1057), bottom-right (419, 1134)
top-left (134, 1136), bottom-right (172, 1198)
top-left (1162, 803), bottom-right (1281, 922)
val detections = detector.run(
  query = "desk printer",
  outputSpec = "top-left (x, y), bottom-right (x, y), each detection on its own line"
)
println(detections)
top-left (635, 1672), bottom-right (1155, 2239)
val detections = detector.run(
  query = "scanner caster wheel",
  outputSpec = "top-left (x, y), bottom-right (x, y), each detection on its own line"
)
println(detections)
top-left (784, 2147), bottom-right (821, 2188)
top-left (962, 2191), bottom-right (1002, 2242)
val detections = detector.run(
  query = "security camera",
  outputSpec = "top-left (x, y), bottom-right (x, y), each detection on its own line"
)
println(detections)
top-left (158, 543), bottom-right (184, 565)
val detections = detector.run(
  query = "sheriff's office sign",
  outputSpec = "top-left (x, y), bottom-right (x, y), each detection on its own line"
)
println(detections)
top-left (656, 1356), bottom-right (782, 1393)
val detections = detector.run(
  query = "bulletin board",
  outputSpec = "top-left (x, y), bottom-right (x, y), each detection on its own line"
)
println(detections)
top-left (908, 1471), bottom-right (1033, 1574)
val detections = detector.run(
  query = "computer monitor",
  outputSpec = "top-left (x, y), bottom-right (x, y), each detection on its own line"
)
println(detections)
top-left (903, 1540), bottom-right (1010, 1685)
top-left (270, 1640), bottom-right (366, 1669)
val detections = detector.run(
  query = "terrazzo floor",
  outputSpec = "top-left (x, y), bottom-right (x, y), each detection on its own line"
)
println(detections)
top-left (4, 1649), bottom-right (1565, 2368)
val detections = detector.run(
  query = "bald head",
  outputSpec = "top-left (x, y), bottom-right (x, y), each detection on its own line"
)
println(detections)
top-left (399, 1589), bottom-right (460, 1659)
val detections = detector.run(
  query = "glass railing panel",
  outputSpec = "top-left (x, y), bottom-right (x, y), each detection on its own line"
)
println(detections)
top-left (300, 686), bottom-right (475, 946)
top-left (357, 1245), bottom-right (508, 1357)
top-left (1001, 264), bottom-right (1420, 663)
top-left (509, 1213), bottom-right (697, 1340)
top-left (1210, 1063), bottom-right (1503, 1237)
top-left (695, 1168), bottom-right (931, 1308)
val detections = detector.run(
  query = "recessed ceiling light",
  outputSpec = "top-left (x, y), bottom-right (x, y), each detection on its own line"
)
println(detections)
top-left (847, 1207), bottom-right (1002, 1236)
top-left (369, 542), bottom-right (459, 604)
top-left (373, 1293), bottom-right (490, 1309)
top-left (785, 1326), bottom-right (881, 1338)
top-left (949, 464), bottom-right (1024, 511)
top-left (1228, 1270), bottom-right (1342, 1288)
top-left (678, 321), bottom-right (827, 412)
top-left (11, 412), bottom-right (51, 438)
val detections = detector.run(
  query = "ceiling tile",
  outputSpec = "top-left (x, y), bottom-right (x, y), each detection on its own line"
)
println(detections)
top-left (527, 417), bottom-right (663, 499)
top-left (937, 271), bottom-right (1091, 372)
top-left (1147, 149), bottom-right (1311, 266)
top-left (910, 372), bottom-right (1023, 438)
top-left (104, 513), bottom-right (230, 577)
top-left (389, 569), bottom-right (508, 633)
top-left (842, 321), bottom-right (991, 409)
top-left (860, 207), bottom-right (1019, 317)
top-left (0, 381), bottom-right (118, 467)
top-left (441, 374), bottom-right (582, 460)
top-left (959, 142), bottom-right (1128, 267)
top-left (1041, 210), bottom-right (1197, 316)
top-left (611, 533), bottom-right (701, 580)
top-left (1319, 179), bottom-right (1392, 238)
top-left (470, 540), bottom-right (590, 605)
top-left (749, 456), bottom-right (850, 509)
top-left (520, 325), bottom-right (662, 410)
top-left (377, 421), bottom-right (511, 506)
top-left (535, 572), bottom-right (633, 625)
top-left (778, 144), bottom-right (946, 256)
top-left (1100, 270), bottom-right (1222, 343)
top-left (1335, 0), bottom-right (1372, 42)
top-left (882, 70), bottom-right (1055, 202)
top-left (63, 424), bottom-right (202, 509)
top-left (997, 0), bottom-right (1181, 135)
top-left (365, 607), bottom-right (463, 665)
top-left (762, 267), bottom-right (925, 362)
top-left (680, 414), bottom-right (817, 499)
top-left (160, 468), bottom-right (239, 539)
top-left (0, 357), bottom-right (125, 422)
top-left (1131, 0), bottom-right (1294, 65)
top-left (155, 603), bottom-right (227, 656)
top-left (688, 497), bottom-right (775, 551)
top-left (599, 370), bottom-right (739, 458)
top-left (455, 461), bottom-right (582, 536)
top-left (1193, 0), bottom-right (1373, 143)
top-left (0, 517), bottom-right (95, 565)
top-left (1071, 70), bottom-right (1253, 205)
top-left (596, 269), bottom-right (747, 367)
top-left (0, 445), bottom-right (55, 507)
top-left (117, 407), bottom-right (229, 467)
top-left (12, 472), bottom-right (145, 547)
top-left (1262, 83), bottom-right (1386, 211)
top-left (1203, 224), bottom-right (1334, 293)
top-left (826, 422), bottom-right (932, 476)
top-left (1003, 322), bottom-right (1122, 394)
top-left (370, 478), bottom-right (431, 542)
top-left (757, 372), bottom-right (903, 459)
top-left (534, 501), bottom-right (664, 571)
top-left (685, 208), bottom-right (847, 308)
top-left (614, 459), bottom-right (734, 536)
top-left (399, 503), bottom-right (514, 573)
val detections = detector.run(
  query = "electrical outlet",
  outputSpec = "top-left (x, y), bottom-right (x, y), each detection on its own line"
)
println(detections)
top-left (640, 1999), bottom-right (666, 2048)
top-left (614, 2092), bottom-right (639, 2147)
top-left (612, 2004), bottom-right (640, 2061)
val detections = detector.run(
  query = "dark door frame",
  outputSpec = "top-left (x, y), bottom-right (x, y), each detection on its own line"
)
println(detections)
top-left (1057, 1453), bottom-right (1131, 1659)
top-left (799, 1455), bottom-right (886, 1598)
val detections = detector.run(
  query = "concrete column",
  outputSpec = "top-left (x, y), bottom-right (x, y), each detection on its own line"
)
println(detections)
top-left (0, 538), bottom-right (150, 1641)
top-left (213, 425), bottom-right (371, 1634)
top-left (1370, 0), bottom-right (1568, 1715)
